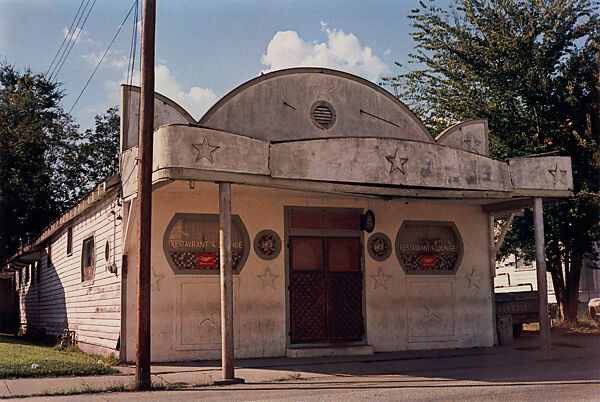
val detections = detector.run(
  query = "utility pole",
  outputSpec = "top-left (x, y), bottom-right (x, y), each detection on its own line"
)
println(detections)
top-left (136, 0), bottom-right (155, 390)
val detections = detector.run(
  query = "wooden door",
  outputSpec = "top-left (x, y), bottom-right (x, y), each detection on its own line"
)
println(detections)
top-left (289, 236), bottom-right (364, 344)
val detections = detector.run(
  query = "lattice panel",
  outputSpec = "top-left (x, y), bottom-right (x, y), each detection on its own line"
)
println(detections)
top-left (289, 271), bottom-right (326, 343)
top-left (327, 272), bottom-right (364, 342)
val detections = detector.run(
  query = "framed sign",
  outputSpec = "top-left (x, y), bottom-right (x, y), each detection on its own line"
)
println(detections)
top-left (254, 230), bottom-right (282, 260)
top-left (163, 213), bottom-right (250, 275)
top-left (395, 221), bottom-right (463, 275)
top-left (367, 232), bottom-right (391, 261)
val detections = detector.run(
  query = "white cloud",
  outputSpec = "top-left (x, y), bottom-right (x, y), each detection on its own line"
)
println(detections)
top-left (63, 27), bottom-right (93, 44)
top-left (261, 22), bottom-right (389, 82)
top-left (82, 51), bottom-right (128, 69)
top-left (108, 64), bottom-right (218, 119)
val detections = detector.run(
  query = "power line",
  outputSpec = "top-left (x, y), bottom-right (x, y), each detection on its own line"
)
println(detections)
top-left (46, 0), bottom-right (86, 76)
top-left (69, 1), bottom-right (137, 114)
top-left (49, 0), bottom-right (91, 80)
top-left (50, 0), bottom-right (96, 82)
top-left (126, 0), bottom-right (139, 87)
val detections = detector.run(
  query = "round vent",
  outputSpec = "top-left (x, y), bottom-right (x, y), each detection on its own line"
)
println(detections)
top-left (310, 101), bottom-right (336, 129)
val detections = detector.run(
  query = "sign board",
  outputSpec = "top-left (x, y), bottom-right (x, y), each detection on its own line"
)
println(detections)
top-left (395, 221), bottom-right (463, 274)
top-left (163, 213), bottom-right (250, 275)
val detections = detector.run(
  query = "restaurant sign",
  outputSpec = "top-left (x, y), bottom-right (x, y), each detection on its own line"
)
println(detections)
top-left (163, 213), bottom-right (250, 275)
top-left (395, 220), bottom-right (463, 274)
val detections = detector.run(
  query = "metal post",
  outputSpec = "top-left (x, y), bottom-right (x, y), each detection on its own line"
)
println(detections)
top-left (219, 182), bottom-right (234, 379)
top-left (135, 0), bottom-right (155, 390)
top-left (533, 197), bottom-right (552, 359)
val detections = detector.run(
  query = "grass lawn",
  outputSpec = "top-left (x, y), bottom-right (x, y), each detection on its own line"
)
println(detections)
top-left (0, 335), bottom-right (120, 379)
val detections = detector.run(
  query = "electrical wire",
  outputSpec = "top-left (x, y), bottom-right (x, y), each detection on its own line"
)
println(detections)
top-left (126, 0), bottom-right (139, 87)
top-left (50, 0), bottom-right (96, 82)
top-left (49, 0), bottom-right (93, 80)
top-left (46, 0), bottom-right (86, 76)
top-left (69, 1), bottom-right (137, 114)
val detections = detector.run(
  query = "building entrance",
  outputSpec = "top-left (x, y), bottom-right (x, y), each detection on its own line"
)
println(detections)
top-left (286, 206), bottom-right (365, 345)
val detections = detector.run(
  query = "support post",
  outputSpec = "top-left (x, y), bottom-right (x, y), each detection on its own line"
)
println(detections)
top-left (533, 197), bottom-right (552, 359)
top-left (488, 214), bottom-right (498, 346)
top-left (219, 182), bottom-right (234, 380)
top-left (135, 0), bottom-right (155, 390)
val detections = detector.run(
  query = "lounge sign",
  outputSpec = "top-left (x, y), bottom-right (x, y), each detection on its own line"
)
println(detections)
top-left (163, 213), bottom-right (250, 275)
top-left (395, 221), bottom-right (463, 274)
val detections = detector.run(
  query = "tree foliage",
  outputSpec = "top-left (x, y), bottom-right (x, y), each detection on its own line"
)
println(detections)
top-left (0, 63), bottom-right (120, 261)
top-left (383, 0), bottom-right (599, 320)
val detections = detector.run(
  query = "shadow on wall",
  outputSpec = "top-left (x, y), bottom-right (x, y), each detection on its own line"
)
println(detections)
top-left (22, 250), bottom-right (68, 340)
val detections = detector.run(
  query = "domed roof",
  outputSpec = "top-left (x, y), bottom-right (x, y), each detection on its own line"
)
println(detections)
top-left (199, 68), bottom-right (434, 143)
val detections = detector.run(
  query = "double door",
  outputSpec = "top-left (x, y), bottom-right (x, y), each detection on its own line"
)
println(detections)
top-left (289, 236), bottom-right (364, 344)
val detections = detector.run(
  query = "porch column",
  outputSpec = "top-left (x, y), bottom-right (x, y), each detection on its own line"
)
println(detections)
top-left (533, 197), bottom-right (552, 359)
top-left (219, 182), bottom-right (234, 379)
top-left (488, 214), bottom-right (498, 346)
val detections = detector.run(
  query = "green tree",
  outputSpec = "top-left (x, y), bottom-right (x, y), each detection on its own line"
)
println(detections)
top-left (383, 0), bottom-right (599, 321)
top-left (0, 63), bottom-right (79, 260)
top-left (59, 107), bottom-right (120, 202)
top-left (0, 63), bottom-right (121, 261)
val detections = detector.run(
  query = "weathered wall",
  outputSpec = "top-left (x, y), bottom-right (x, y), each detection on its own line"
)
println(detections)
top-left (123, 181), bottom-right (494, 362)
top-left (16, 194), bottom-right (123, 355)
top-left (199, 68), bottom-right (433, 142)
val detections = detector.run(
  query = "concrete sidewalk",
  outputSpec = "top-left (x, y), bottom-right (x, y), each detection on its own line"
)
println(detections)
top-left (1, 332), bottom-right (598, 399)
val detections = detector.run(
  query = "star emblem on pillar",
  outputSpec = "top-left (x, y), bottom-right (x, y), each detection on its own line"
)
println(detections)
top-left (463, 135), bottom-right (481, 153)
top-left (386, 149), bottom-right (408, 175)
top-left (193, 137), bottom-right (220, 163)
top-left (257, 267), bottom-right (279, 289)
top-left (547, 164), bottom-right (567, 186)
top-left (371, 267), bottom-right (392, 290)
top-left (465, 266), bottom-right (480, 290)
top-left (151, 266), bottom-right (164, 291)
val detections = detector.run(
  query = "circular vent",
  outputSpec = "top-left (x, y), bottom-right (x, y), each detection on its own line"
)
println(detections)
top-left (310, 101), bottom-right (336, 129)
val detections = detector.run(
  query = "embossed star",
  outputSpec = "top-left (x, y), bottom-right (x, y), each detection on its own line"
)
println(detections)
top-left (151, 266), bottom-right (164, 291)
top-left (371, 267), bottom-right (392, 290)
top-left (547, 164), bottom-right (567, 186)
top-left (194, 307), bottom-right (218, 327)
top-left (463, 135), bottom-right (481, 153)
top-left (386, 149), bottom-right (408, 175)
top-left (257, 267), bottom-right (279, 289)
top-left (465, 266), bottom-right (480, 290)
top-left (422, 306), bottom-right (441, 322)
top-left (193, 137), bottom-right (220, 163)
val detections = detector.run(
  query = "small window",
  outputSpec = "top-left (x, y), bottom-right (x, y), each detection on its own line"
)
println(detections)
top-left (67, 227), bottom-right (73, 256)
top-left (36, 260), bottom-right (41, 283)
top-left (25, 265), bottom-right (30, 284)
top-left (105, 240), bottom-right (111, 262)
top-left (81, 236), bottom-right (95, 282)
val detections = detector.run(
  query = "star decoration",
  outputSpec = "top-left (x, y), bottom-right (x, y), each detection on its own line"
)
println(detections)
top-left (151, 266), bottom-right (164, 291)
top-left (194, 307), bottom-right (218, 327)
top-left (371, 267), bottom-right (392, 290)
top-left (547, 164), bottom-right (567, 186)
top-left (257, 267), bottom-right (279, 289)
top-left (465, 266), bottom-right (480, 290)
top-left (422, 305), bottom-right (441, 322)
top-left (463, 135), bottom-right (481, 153)
top-left (386, 149), bottom-right (408, 175)
top-left (193, 137), bottom-right (220, 163)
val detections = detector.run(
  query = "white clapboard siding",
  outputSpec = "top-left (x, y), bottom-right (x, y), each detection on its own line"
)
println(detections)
top-left (17, 188), bottom-right (123, 353)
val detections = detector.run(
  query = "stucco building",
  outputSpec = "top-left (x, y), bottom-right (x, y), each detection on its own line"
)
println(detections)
top-left (3, 68), bottom-right (573, 361)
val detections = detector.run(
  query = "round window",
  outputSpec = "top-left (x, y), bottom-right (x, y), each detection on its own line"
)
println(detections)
top-left (310, 100), bottom-right (336, 129)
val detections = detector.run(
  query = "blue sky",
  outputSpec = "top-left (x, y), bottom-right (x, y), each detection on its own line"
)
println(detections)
top-left (0, 0), bottom-right (450, 130)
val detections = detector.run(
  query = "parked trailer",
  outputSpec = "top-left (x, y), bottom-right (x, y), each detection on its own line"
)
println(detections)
top-left (495, 284), bottom-right (538, 336)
